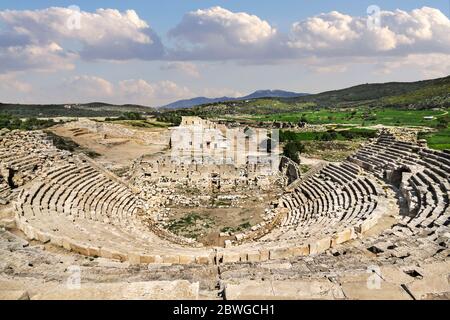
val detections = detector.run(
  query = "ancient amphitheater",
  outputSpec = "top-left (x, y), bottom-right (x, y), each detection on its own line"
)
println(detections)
top-left (0, 122), bottom-right (449, 300)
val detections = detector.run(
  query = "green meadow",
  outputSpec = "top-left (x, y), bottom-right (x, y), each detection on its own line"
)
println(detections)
top-left (418, 128), bottom-right (450, 151)
top-left (248, 108), bottom-right (449, 127)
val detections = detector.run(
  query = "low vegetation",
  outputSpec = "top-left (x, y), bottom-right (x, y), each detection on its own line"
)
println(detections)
top-left (418, 128), bottom-right (450, 151)
top-left (280, 128), bottom-right (377, 142)
top-left (283, 141), bottom-right (306, 164)
top-left (167, 212), bottom-right (216, 240)
top-left (0, 114), bottom-right (59, 130)
top-left (220, 222), bottom-right (252, 234)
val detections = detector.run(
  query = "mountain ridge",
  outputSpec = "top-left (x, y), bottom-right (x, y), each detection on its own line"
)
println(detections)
top-left (160, 90), bottom-right (309, 110)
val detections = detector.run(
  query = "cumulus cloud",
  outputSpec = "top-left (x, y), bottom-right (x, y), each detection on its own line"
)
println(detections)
top-left (161, 61), bottom-right (201, 77)
top-left (119, 79), bottom-right (193, 103)
top-left (167, 6), bottom-right (450, 66)
top-left (375, 53), bottom-right (450, 78)
top-left (169, 6), bottom-right (284, 60)
top-left (58, 76), bottom-right (194, 106)
top-left (0, 42), bottom-right (76, 74)
top-left (63, 75), bottom-right (115, 99)
top-left (288, 7), bottom-right (450, 57)
top-left (0, 7), bottom-right (164, 74)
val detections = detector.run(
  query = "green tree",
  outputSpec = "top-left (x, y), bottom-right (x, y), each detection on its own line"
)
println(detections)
top-left (283, 141), bottom-right (305, 164)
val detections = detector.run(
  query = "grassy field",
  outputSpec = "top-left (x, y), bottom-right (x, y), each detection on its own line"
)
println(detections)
top-left (246, 108), bottom-right (449, 127)
top-left (418, 128), bottom-right (450, 150)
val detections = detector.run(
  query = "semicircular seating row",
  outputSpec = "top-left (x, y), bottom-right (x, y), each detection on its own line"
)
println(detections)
top-left (228, 133), bottom-right (449, 262)
top-left (13, 159), bottom-right (216, 264)
top-left (1, 130), bottom-right (64, 202)
top-left (347, 132), bottom-right (449, 257)
top-left (233, 161), bottom-right (388, 257)
top-left (2, 129), bottom-right (449, 265)
top-left (1, 130), bottom-right (214, 264)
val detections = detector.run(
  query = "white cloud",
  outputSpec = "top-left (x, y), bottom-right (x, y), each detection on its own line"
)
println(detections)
top-left (169, 6), bottom-right (282, 60)
top-left (64, 75), bottom-right (115, 99)
top-left (57, 76), bottom-right (194, 106)
top-left (375, 53), bottom-right (450, 78)
top-left (119, 79), bottom-right (194, 103)
top-left (288, 7), bottom-right (450, 57)
top-left (170, 6), bottom-right (276, 44)
top-left (0, 42), bottom-right (76, 74)
top-left (0, 7), bottom-right (164, 74)
top-left (161, 61), bottom-right (201, 77)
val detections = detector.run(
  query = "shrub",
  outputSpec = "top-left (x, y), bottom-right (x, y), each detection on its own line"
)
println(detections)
top-left (283, 141), bottom-right (305, 164)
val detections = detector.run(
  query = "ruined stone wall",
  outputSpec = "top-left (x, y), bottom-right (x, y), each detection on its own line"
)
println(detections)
top-left (130, 155), bottom-right (281, 193)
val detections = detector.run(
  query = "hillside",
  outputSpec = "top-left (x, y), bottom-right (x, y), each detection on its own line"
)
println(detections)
top-left (1, 75), bottom-right (448, 118)
top-left (181, 75), bottom-right (450, 116)
top-left (160, 90), bottom-right (309, 110)
top-left (286, 75), bottom-right (450, 108)
top-left (0, 103), bottom-right (154, 118)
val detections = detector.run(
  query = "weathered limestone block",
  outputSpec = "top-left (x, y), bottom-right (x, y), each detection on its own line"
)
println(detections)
top-left (358, 217), bottom-right (378, 234)
top-left (179, 255), bottom-right (195, 265)
top-left (222, 252), bottom-right (240, 263)
top-left (269, 247), bottom-right (291, 260)
top-left (128, 252), bottom-right (142, 265)
top-left (70, 242), bottom-right (90, 256)
top-left (341, 281), bottom-right (411, 300)
top-left (100, 247), bottom-right (127, 262)
top-left (35, 230), bottom-right (51, 244)
top-left (225, 279), bottom-right (345, 300)
top-left (162, 255), bottom-right (180, 264)
top-left (87, 246), bottom-right (100, 257)
top-left (196, 254), bottom-right (212, 265)
top-left (0, 218), bottom-right (15, 228)
top-left (32, 281), bottom-right (200, 300)
top-left (405, 261), bottom-right (450, 300)
top-left (247, 251), bottom-right (261, 262)
top-left (140, 254), bottom-right (163, 264)
top-left (62, 237), bottom-right (72, 251)
top-left (331, 228), bottom-right (355, 247)
top-left (259, 249), bottom-right (270, 261)
top-left (288, 245), bottom-right (310, 257)
top-left (309, 237), bottom-right (331, 255)
top-left (50, 235), bottom-right (63, 247)
top-left (23, 224), bottom-right (36, 240)
top-left (0, 290), bottom-right (30, 300)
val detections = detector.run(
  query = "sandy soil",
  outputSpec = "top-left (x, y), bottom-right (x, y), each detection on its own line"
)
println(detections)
top-left (49, 123), bottom-right (169, 172)
top-left (167, 191), bottom-right (281, 247)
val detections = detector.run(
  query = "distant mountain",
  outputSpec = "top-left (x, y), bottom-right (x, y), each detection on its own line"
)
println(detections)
top-left (160, 97), bottom-right (232, 110)
top-left (188, 75), bottom-right (450, 116)
top-left (241, 90), bottom-right (307, 100)
top-left (160, 90), bottom-right (309, 110)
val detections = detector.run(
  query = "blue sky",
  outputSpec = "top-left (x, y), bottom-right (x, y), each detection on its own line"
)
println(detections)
top-left (0, 1), bottom-right (449, 106)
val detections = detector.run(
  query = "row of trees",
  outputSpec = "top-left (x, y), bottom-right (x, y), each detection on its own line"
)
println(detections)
top-left (0, 114), bottom-right (58, 131)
